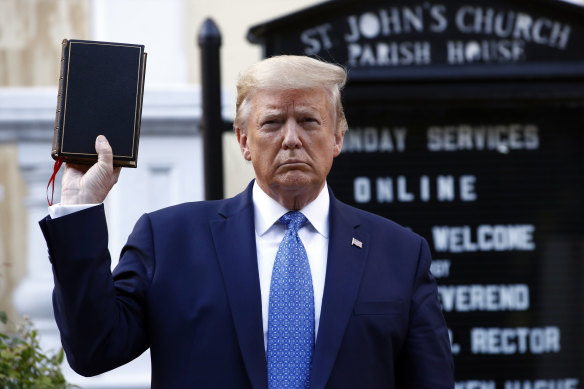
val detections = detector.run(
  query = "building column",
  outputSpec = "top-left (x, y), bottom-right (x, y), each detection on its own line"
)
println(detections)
top-left (13, 141), bottom-right (62, 354)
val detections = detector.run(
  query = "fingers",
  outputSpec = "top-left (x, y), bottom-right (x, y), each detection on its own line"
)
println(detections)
top-left (82, 135), bottom-right (118, 203)
top-left (95, 135), bottom-right (114, 169)
top-left (112, 167), bottom-right (122, 185)
top-left (65, 162), bottom-right (90, 175)
top-left (60, 135), bottom-right (121, 205)
top-left (95, 134), bottom-right (119, 185)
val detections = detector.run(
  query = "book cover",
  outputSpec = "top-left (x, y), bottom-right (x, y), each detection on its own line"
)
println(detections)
top-left (52, 39), bottom-right (147, 168)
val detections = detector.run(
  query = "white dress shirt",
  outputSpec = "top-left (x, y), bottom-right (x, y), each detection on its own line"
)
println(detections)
top-left (49, 203), bottom-right (95, 219)
top-left (49, 182), bottom-right (331, 351)
top-left (252, 182), bottom-right (329, 350)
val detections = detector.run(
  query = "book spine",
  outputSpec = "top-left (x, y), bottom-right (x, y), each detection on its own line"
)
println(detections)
top-left (52, 39), bottom-right (69, 159)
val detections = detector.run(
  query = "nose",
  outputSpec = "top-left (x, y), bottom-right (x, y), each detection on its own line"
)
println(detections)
top-left (282, 118), bottom-right (302, 150)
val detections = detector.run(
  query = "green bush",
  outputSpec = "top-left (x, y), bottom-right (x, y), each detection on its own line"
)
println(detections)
top-left (0, 311), bottom-right (77, 388)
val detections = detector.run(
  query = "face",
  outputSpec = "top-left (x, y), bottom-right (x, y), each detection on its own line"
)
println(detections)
top-left (236, 88), bottom-right (344, 208)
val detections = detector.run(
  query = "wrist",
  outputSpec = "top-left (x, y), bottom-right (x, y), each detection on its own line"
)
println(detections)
top-left (60, 188), bottom-right (100, 205)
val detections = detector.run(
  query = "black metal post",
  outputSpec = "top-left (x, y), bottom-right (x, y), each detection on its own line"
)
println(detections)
top-left (198, 18), bottom-right (224, 200)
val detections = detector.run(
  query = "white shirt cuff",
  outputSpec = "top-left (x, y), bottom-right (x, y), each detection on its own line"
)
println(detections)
top-left (48, 203), bottom-right (100, 219)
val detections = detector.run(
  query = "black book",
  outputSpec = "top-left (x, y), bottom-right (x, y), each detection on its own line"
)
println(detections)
top-left (52, 39), bottom-right (147, 167)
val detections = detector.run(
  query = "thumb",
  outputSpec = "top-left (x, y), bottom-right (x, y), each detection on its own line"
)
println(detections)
top-left (95, 135), bottom-right (114, 167)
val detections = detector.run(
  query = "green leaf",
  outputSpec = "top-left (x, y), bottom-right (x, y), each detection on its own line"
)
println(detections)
top-left (0, 314), bottom-right (76, 387)
top-left (56, 348), bottom-right (65, 364)
top-left (0, 311), bottom-right (7, 325)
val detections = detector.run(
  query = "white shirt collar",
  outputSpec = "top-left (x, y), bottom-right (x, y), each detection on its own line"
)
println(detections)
top-left (252, 181), bottom-right (330, 238)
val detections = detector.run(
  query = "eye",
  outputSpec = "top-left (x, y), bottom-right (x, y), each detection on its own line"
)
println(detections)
top-left (301, 117), bottom-right (319, 125)
top-left (260, 119), bottom-right (281, 131)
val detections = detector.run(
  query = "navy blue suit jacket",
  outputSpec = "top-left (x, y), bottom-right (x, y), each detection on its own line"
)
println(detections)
top-left (40, 183), bottom-right (454, 388)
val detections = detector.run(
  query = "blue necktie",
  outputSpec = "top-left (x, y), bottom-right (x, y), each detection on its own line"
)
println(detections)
top-left (267, 211), bottom-right (315, 389)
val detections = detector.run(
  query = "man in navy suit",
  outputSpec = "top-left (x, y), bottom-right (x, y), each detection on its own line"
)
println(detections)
top-left (40, 55), bottom-right (454, 388)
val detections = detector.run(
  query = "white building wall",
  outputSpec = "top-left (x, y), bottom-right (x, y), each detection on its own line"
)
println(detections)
top-left (3, 86), bottom-right (203, 388)
top-left (2, 0), bottom-right (326, 387)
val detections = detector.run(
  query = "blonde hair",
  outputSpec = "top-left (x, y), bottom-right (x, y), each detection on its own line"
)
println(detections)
top-left (234, 55), bottom-right (348, 134)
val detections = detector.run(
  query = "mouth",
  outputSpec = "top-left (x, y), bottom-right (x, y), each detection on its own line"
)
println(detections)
top-left (281, 159), bottom-right (308, 166)
top-left (279, 160), bottom-right (309, 170)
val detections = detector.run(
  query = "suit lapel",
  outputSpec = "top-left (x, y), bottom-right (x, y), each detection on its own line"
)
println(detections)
top-left (310, 192), bottom-right (370, 389)
top-left (210, 184), bottom-right (267, 389)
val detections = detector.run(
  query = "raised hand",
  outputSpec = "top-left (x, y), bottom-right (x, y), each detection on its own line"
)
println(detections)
top-left (60, 135), bottom-right (122, 205)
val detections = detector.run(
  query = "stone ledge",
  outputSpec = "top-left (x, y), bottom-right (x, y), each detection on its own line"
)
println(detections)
top-left (0, 86), bottom-right (235, 141)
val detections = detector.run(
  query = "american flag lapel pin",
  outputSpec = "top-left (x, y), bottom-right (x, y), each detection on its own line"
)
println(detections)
top-left (351, 237), bottom-right (363, 248)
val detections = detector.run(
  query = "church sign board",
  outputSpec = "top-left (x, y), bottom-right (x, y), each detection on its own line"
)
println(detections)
top-left (248, 0), bottom-right (584, 387)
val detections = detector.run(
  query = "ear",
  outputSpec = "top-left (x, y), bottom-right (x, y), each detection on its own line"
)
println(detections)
top-left (236, 127), bottom-right (252, 161)
top-left (332, 129), bottom-right (345, 157)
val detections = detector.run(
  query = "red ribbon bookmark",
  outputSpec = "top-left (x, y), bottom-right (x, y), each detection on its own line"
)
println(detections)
top-left (47, 157), bottom-right (65, 206)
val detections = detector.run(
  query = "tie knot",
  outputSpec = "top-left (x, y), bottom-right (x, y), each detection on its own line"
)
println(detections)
top-left (280, 211), bottom-right (307, 232)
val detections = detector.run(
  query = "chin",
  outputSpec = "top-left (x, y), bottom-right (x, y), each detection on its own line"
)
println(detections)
top-left (276, 173), bottom-right (320, 191)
